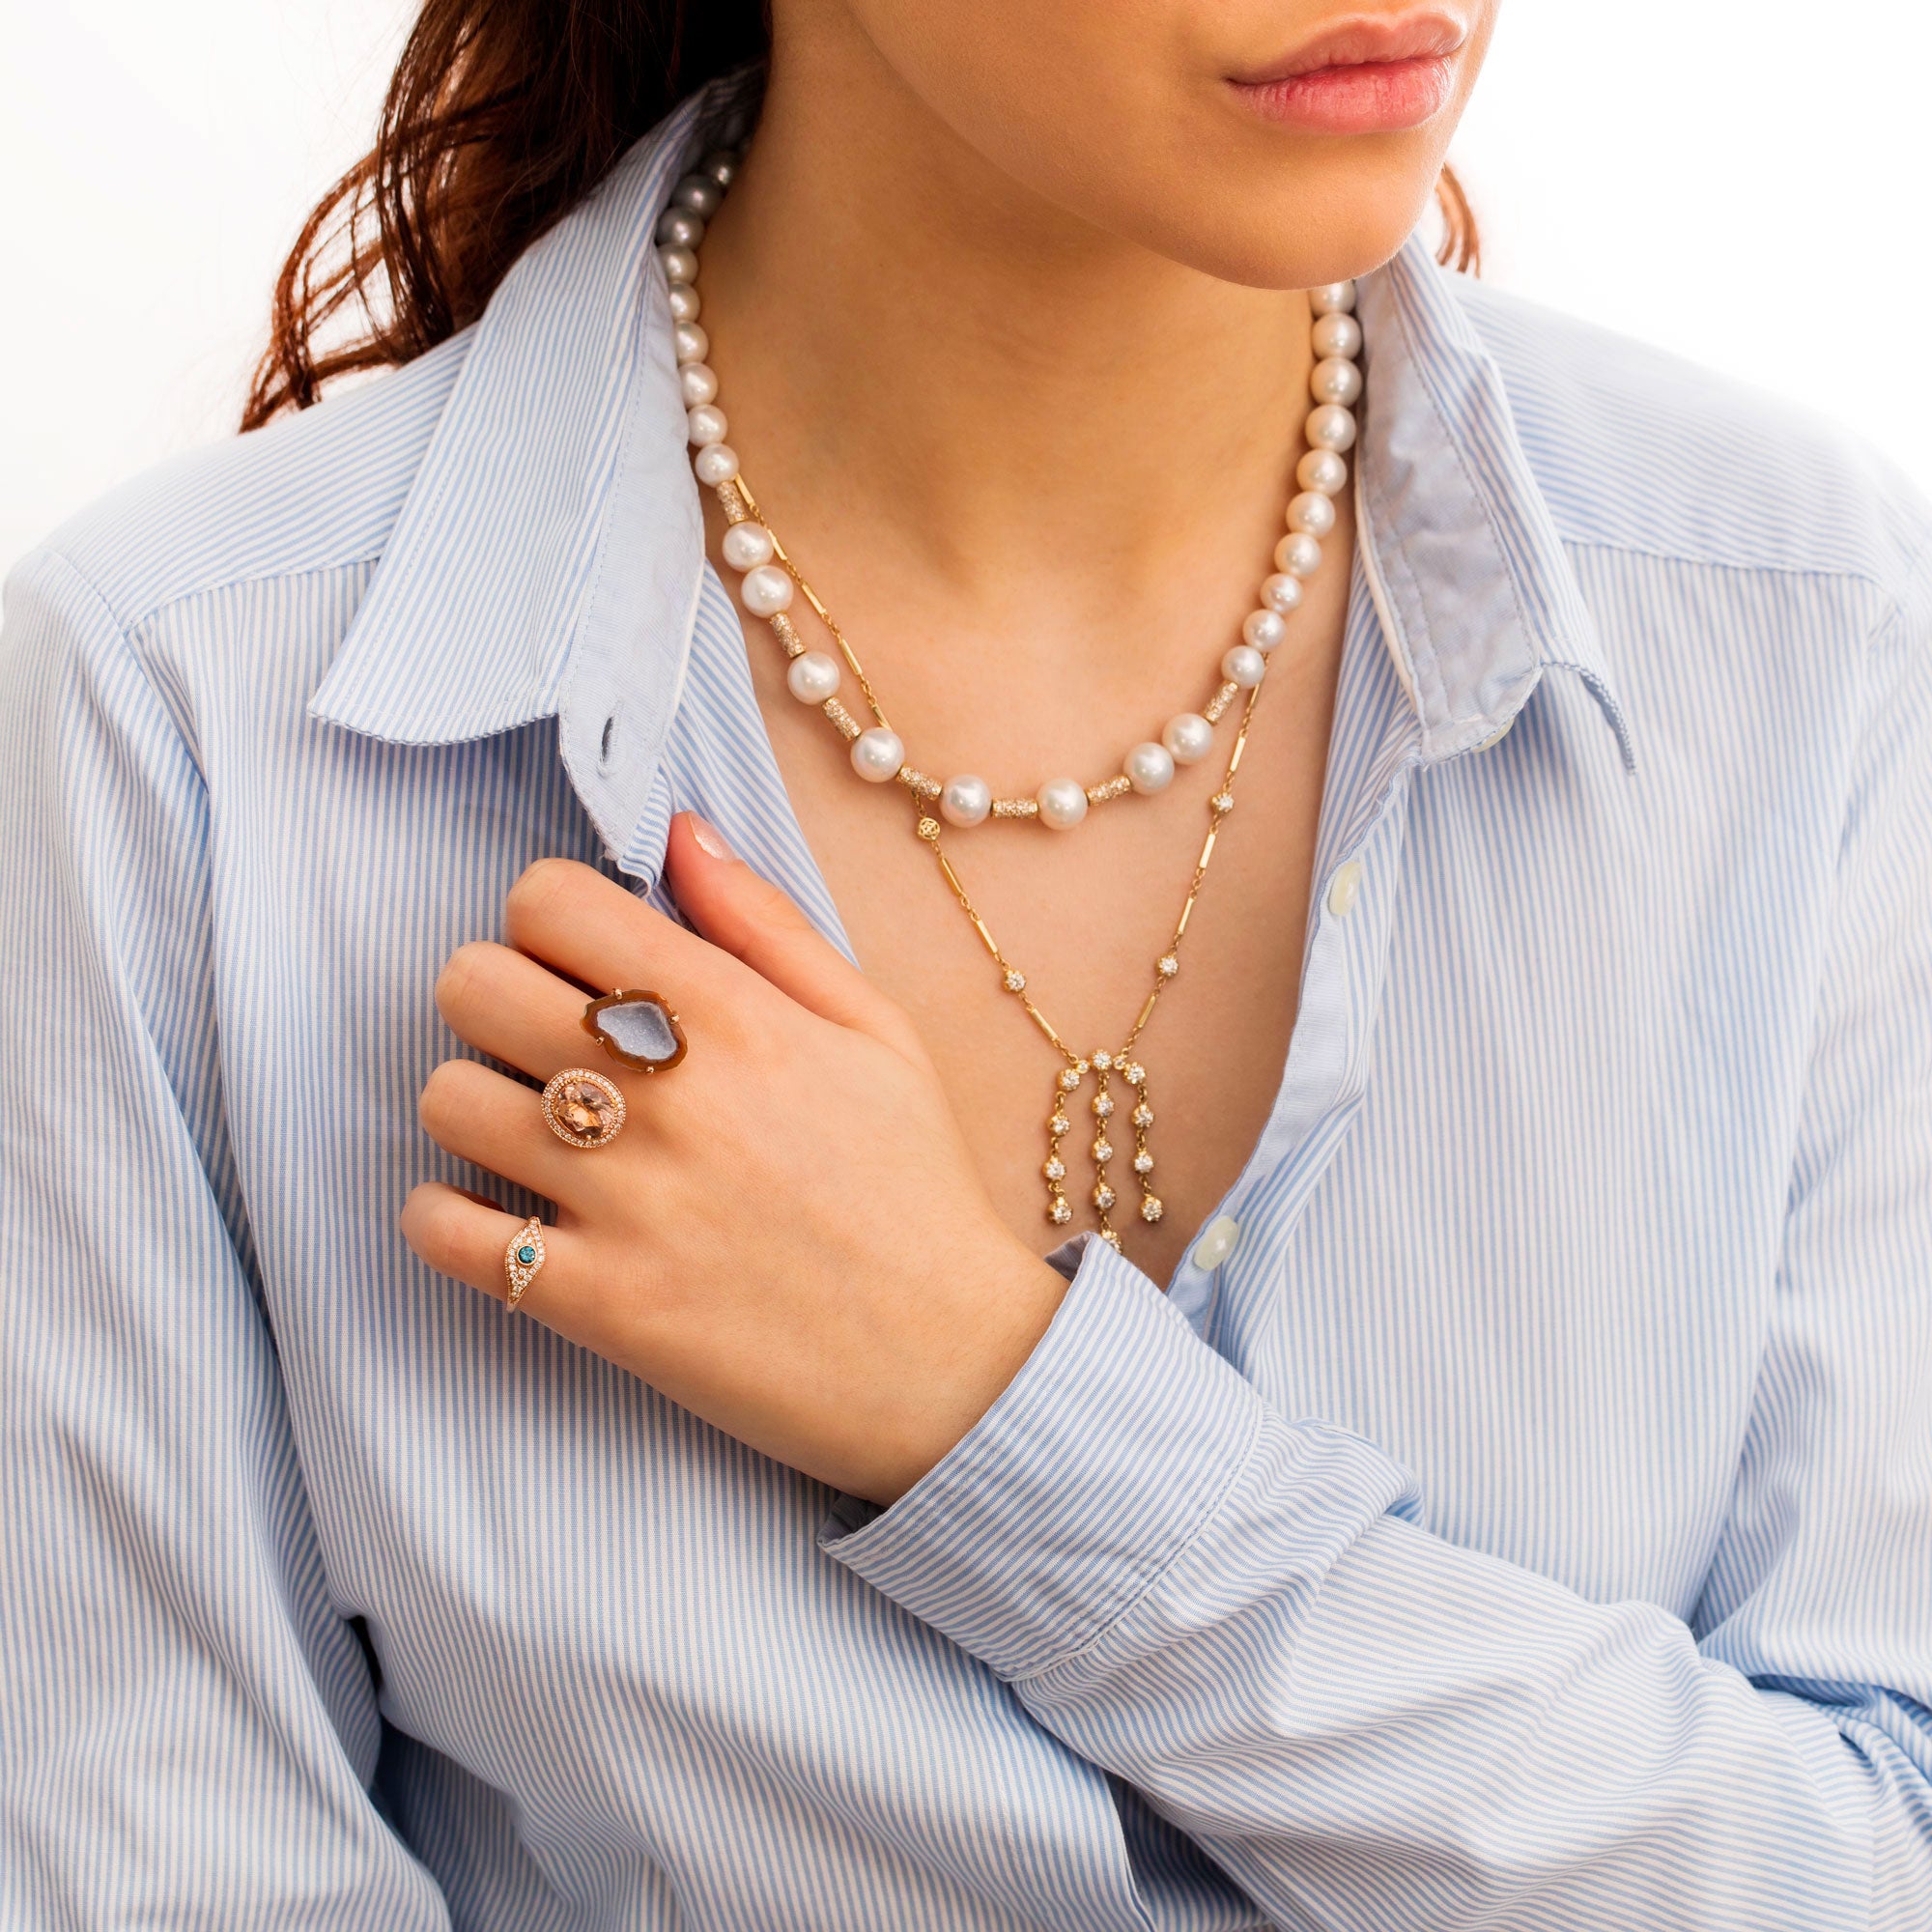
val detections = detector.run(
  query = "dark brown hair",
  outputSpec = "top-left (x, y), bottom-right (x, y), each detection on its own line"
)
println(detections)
top-left (242, 1), bottom-right (1478, 431)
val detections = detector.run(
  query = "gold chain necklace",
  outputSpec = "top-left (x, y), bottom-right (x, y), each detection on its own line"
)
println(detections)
top-left (716, 472), bottom-right (1264, 1251)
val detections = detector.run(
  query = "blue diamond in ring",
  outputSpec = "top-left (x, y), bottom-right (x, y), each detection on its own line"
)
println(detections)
top-left (516, 1245), bottom-right (537, 1266)
top-left (583, 989), bottom-right (688, 1073)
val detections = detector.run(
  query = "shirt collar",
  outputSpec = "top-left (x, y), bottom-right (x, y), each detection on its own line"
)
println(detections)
top-left (311, 71), bottom-right (1634, 858)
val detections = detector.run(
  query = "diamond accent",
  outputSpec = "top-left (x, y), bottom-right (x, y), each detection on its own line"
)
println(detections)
top-left (1093, 1182), bottom-right (1117, 1211)
top-left (1122, 1063), bottom-right (1146, 1086)
top-left (1133, 1104), bottom-right (1154, 1127)
top-left (1092, 1094), bottom-right (1114, 1119)
top-left (1092, 1138), bottom-right (1114, 1164)
top-left (1043, 1158), bottom-right (1065, 1182)
top-left (1058, 1068), bottom-right (1081, 1092)
top-left (1210, 792), bottom-right (1235, 814)
top-left (1140, 1196), bottom-right (1164, 1223)
top-left (1004, 969), bottom-right (1026, 992)
top-left (1156, 955), bottom-right (1179, 979)
top-left (1047, 1197), bottom-right (1073, 1226)
top-left (1092, 1050), bottom-right (1113, 1071)
top-left (1048, 1114), bottom-right (1070, 1136)
top-left (1133, 1151), bottom-right (1154, 1175)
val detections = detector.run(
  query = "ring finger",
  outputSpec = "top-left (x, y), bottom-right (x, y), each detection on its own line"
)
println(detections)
top-left (419, 1056), bottom-right (610, 1201)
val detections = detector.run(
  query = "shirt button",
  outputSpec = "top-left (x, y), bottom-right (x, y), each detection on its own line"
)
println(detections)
top-left (1326, 859), bottom-right (1365, 918)
top-left (1191, 1214), bottom-right (1241, 1271)
top-left (1475, 714), bottom-right (1515, 751)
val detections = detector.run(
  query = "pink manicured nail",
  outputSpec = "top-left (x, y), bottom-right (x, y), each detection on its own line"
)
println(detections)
top-left (688, 812), bottom-right (734, 861)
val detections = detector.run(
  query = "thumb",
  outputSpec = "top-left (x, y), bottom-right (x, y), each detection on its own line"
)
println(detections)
top-left (666, 812), bottom-right (926, 1060)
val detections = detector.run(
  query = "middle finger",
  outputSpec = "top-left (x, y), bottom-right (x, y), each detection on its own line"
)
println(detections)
top-left (436, 939), bottom-right (605, 1082)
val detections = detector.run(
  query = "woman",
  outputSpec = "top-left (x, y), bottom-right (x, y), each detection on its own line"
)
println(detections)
top-left (3, 0), bottom-right (1927, 1923)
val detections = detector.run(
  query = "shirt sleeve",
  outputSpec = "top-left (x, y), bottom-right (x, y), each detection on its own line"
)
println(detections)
top-left (0, 550), bottom-right (449, 1926)
top-left (819, 570), bottom-right (1932, 1930)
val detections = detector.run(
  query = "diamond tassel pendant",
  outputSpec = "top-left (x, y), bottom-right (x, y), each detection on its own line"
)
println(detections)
top-left (1042, 1050), bottom-right (1162, 1247)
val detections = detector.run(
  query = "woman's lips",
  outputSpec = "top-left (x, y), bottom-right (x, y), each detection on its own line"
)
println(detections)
top-left (1233, 54), bottom-right (1456, 134)
top-left (1229, 14), bottom-right (1463, 134)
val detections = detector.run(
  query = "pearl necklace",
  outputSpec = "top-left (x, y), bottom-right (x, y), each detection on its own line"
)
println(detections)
top-left (663, 146), bottom-right (1365, 1245)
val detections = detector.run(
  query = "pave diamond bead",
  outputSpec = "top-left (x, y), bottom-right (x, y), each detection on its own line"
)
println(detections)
top-left (1049, 1114), bottom-right (1070, 1136)
top-left (1092, 1138), bottom-right (1113, 1163)
top-left (1133, 1103), bottom-right (1154, 1127)
top-left (1048, 1197), bottom-right (1073, 1226)
top-left (1133, 1151), bottom-right (1154, 1175)
top-left (1122, 1063), bottom-right (1146, 1086)
top-left (1004, 969), bottom-right (1026, 992)
top-left (1156, 955), bottom-right (1179, 978)
top-left (1093, 1182), bottom-right (1117, 1210)
top-left (1092, 1094), bottom-right (1114, 1118)
top-left (1043, 1158), bottom-right (1065, 1182)
top-left (1140, 1196), bottom-right (1164, 1223)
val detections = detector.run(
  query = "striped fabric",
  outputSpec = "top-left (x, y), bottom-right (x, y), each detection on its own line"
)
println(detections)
top-left (3, 69), bottom-right (1929, 1932)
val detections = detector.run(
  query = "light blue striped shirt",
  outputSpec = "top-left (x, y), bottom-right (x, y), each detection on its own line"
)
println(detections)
top-left (4, 71), bottom-right (1929, 1930)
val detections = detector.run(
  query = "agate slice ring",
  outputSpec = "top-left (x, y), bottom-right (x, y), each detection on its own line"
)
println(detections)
top-left (582, 989), bottom-right (689, 1075)
top-left (540, 1067), bottom-right (627, 1150)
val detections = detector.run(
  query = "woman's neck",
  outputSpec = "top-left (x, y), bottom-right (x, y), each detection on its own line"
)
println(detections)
top-left (695, 30), bottom-right (1317, 658)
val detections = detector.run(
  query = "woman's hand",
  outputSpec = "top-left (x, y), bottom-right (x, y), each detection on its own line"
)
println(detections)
top-left (399, 812), bottom-right (1068, 1505)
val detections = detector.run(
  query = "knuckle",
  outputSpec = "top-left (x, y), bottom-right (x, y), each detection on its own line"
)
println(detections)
top-left (417, 1057), bottom-right (480, 1134)
top-left (434, 940), bottom-right (493, 1017)
top-left (508, 856), bottom-right (589, 927)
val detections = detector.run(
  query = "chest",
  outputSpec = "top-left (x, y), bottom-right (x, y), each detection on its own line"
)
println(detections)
top-left (725, 570), bottom-right (1355, 1286)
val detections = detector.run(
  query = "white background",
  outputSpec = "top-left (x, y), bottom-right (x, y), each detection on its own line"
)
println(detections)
top-left (5, 1), bottom-right (1929, 567)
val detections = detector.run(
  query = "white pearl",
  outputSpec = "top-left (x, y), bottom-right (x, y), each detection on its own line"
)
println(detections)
top-left (1296, 447), bottom-right (1347, 497)
top-left (739, 563), bottom-right (793, 616)
top-left (940, 774), bottom-right (991, 826)
top-left (1310, 280), bottom-right (1357, 316)
top-left (1162, 713), bottom-right (1214, 764)
top-left (700, 150), bottom-right (739, 186)
top-left (1037, 779), bottom-right (1089, 831)
top-left (1261, 571), bottom-right (1304, 614)
top-left (1275, 532), bottom-right (1322, 578)
top-left (1307, 404), bottom-right (1357, 452)
top-left (1125, 740), bottom-right (1175, 794)
top-left (656, 209), bottom-right (704, 249)
top-left (686, 403), bottom-right (727, 447)
top-left (658, 245), bottom-right (698, 285)
top-left (673, 175), bottom-right (723, 217)
top-left (668, 284), bottom-right (701, 325)
top-left (693, 442), bottom-right (738, 485)
top-left (1222, 644), bottom-right (1268, 687)
top-left (673, 322), bottom-right (709, 365)
top-left (1311, 356), bottom-right (1363, 408)
top-left (1242, 609), bottom-right (1288, 652)
top-left (678, 362), bottom-right (719, 408)
top-left (1310, 311), bottom-right (1362, 360)
top-left (720, 521), bottom-right (774, 571)
top-left (1287, 491), bottom-right (1337, 537)
top-left (850, 727), bottom-right (904, 782)
top-left (785, 651), bottom-right (841, 702)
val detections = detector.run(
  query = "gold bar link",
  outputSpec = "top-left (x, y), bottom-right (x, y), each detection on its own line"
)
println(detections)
top-left (1134, 990), bottom-right (1160, 1033)
top-left (1227, 729), bottom-right (1250, 778)
top-left (1025, 1003), bottom-right (1069, 1052)
top-left (1175, 891), bottom-right (1198, 939)
top-left (731, 475), bottom-right (762, 516)
top-left (1197, 828), bottom-right (1218, 869)
top-left (969, 916), bottom-right (1001, 959)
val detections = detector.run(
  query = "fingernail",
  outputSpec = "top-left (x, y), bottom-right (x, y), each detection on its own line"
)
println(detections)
top-left (688, 812), bottom-right (734, 861)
